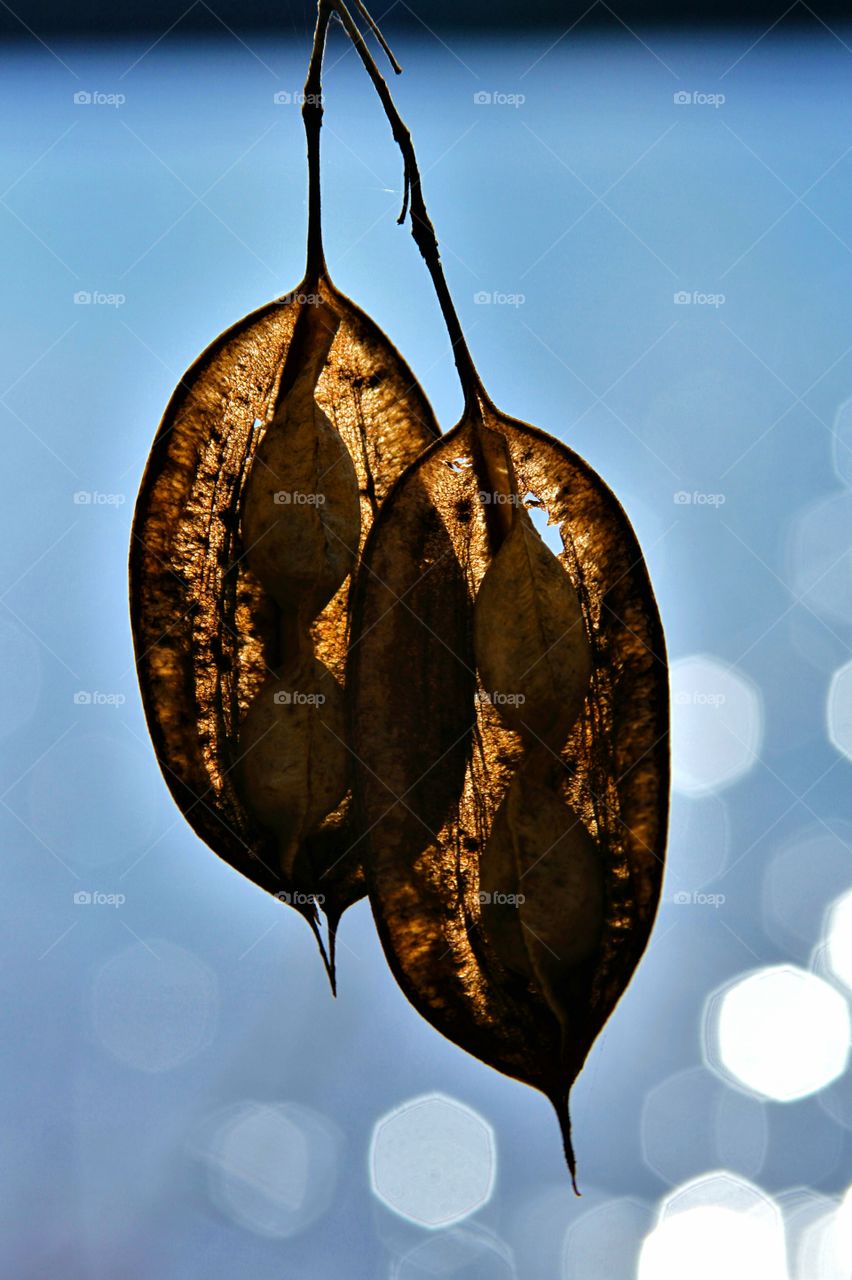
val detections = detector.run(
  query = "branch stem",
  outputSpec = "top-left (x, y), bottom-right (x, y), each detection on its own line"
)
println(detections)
top-left (303, 0), bottom-right (333, 282)
top-left (328, 0), bottom-right (489, 415)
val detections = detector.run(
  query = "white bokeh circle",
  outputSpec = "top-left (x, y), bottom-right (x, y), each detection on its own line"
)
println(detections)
top-left (824, 890), bottom-right (852, 991)
top-left (789, 492), bottom-right (852, 626)
top-left (370, 1093), bottom-right (495, 1229)
top-left (638, 1172), bottom-right (788, 1280)
top-left (199, 1100), bottom-right (342, 1239)
top-left (670, 655), bottom-right (762, 795)
top-left (827, 659), bottom-right (852, 761)
top-left (704, 965), bottom-right (850, 1101)
top-left (832, 397), bottom-right (852, 488)
top-left (91, 939), bottom-right (218, 1072)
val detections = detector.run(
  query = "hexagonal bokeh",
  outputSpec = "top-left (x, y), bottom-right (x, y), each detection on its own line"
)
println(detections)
top-left (640, 1066), bottom-right (767, 1187)
top-left (776, 1184), bottom-right (837, 1273)
top-left (637, 1172), bottom-right (788, 1280)
top-left (827, 659), bottom-right (852, 761)
top-left (199, 1100), bottom-right (342, 1239)
top-left (794, 1186), bottom-right (852, 1280)
top-left (762, 824), bottom-right (852, 955)
top-left (704, 965), bottom-right (850, 1102)
top-left (370, 1094), bottom-right (495, 1229)
top-left (824, 890), bottom-right (852, 990)
top-left (670, 655), bottom-right (763, 795)
top-left (789, 492), bottom-right (852, 626)
top-left (91, 939), bottom-right (218, 1073)
top-left (391, 1223), bottom-right (516, 1278)
top-left (562, 1196), bottom-right (652, 1280)
top-left (667, 792), bottom-right (730, 892)
top-left (832, 397), bottom-right (852, 488)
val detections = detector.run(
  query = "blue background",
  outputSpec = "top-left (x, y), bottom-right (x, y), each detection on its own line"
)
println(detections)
top-left (2, 16), bottom-right (852, 1277)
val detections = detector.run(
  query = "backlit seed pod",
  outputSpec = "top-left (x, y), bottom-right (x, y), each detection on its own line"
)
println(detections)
top-left (240, 309), bottom-right (361, 623)
top-left (129, 1), bottom-right (443, 977)
top-left (129, 278), bottom-right (440, 964)
top-left (237, 660), bottom-right (349, 880)
top-left (473, 440), bottom-right (592, 747)
top-left (480, 761), bottom-right (606, 1015)
top-left (349, 406), bottom-right (668, 1186)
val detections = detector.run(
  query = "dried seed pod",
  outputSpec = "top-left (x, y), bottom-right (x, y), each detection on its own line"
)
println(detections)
top-left (473, 426), bottom-right (592, 746)
top-left (240, 306), bottom-right (361, 623)
top-left (480, 756), bottom-right (606, 1021)
top-left (237, 659), bottom-right (349, 876)
top-left (348, 407), bottom-right (668, 1182)
top-left (129, 276), bottom-right (439, 964)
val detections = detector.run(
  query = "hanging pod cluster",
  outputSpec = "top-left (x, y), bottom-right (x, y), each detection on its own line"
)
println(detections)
top-left (130, 0), bottom-right (669, 1184)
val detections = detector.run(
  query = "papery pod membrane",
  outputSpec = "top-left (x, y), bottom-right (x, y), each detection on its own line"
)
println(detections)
top-left (472, 425), bottom-right (593, 746)
top-left (129, 276), bottom-right (440, 948)
top-left (348, 407), bottom-right (668, 1174)
top-left (480, 754), bottom-right (607, 1034)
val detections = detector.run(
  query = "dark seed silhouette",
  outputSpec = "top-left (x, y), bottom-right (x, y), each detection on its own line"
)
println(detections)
top-left (129, 3), bottom-right (438, 985)
top-left (341, 5), bottom-right (669, 1185)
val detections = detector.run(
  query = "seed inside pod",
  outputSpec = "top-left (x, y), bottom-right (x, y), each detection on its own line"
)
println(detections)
top-left (472, 430), bottom-right (592, 748)
top-left (480, 762), bottom-right (606, 1010)
top-left (237, 659), bottom-right (349, 879)
top-left (240, 307), bottom-right (361, 624)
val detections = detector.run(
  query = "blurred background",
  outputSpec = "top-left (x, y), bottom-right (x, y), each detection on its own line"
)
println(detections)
top-left (2, 2), bottom-right (852, 1276)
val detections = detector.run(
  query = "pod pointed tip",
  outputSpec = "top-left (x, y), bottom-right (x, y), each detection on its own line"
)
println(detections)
top-left (551, 1091), bottom-right (580, 1195)
top-left (304, 909), bottom-right (337, 995)
top-left (327, 916), bottom-right (339, 998)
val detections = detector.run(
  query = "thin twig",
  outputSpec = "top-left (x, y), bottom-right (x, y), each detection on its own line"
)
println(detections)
top-left (302, 0), bottom-right (333, 281)
top-left (351, 0), bottom-right (402, 74)
top-left (328, 0), bottom-right (487, 413)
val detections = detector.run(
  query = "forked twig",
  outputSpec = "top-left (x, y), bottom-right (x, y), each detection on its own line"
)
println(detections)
top-left (302, 0), bottom-right (487, 412)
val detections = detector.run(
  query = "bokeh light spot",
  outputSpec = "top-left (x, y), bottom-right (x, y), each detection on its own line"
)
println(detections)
top-left (199, 1100), bottom-right (342, 1239)
top-left (392, 1223), bottom-right (516, 1278)
top-left (370, 1094), bottom-right (495, 1229)
top-left (704, 965), bottom-right (850, 1101)
top-left (789, 492), bottom-right (852, 626)
top-left (91, 939), bottom-right (218, 1072)
top-left (832, 397), bottom-right (852, 488)
top-left (638, 1173), bottom-right (788, 1280)
top-left (640, 1067), bottom-right (767, 1186)
top-left (827, 659), bottom-right (852, 760)
top-left (562, 1196), bottom-right (651, 1280)
top-left (670, 655), bottom-right (762, 795)
top-left (825, 890), bottom-right (852, 991)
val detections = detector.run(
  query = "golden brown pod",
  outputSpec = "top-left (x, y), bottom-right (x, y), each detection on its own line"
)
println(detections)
top-left (129, 276), bottom-right (439, 966)
top-left (347, 404), bottom-right (668, 1182)
top-left (128, 2), bottom-right (442, 979)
